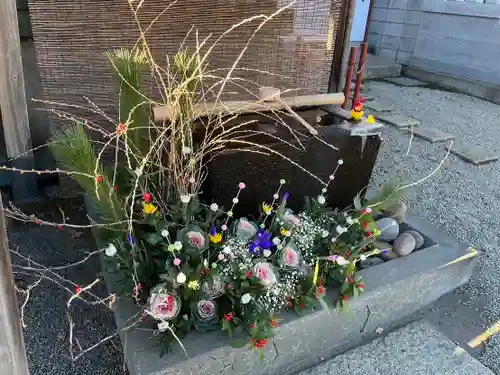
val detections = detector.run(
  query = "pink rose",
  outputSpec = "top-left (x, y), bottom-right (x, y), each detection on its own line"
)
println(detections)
top-left (253, 262), bottom-right (277, 287)
top-left (149, 293), bottom-right (180, 321)
top-left (283, 212), bottom-right (300, 227)
top-left (187, 231), bottom-right (205, 249)
top-left (283, 247), bottom-right (300, 267)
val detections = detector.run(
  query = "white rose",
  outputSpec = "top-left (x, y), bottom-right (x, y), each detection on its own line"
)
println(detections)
top-left (263, 249), bottom-right (272, 257)
top-left (176, 272), bottom-right (187, 284)
top-left (180, 194), bottom-right (191, 204)
top-left (272, 237), bottom-right (281, 245)
top-left (321, 230), bottom-right (329, 238)
top-left (336, 256), bottom-right (349, 266)
top-left (241, 293), bottom-right (252, 304)
top-left (336, 225), bottom-right (344, 235)
top-left (161, 229), bottom-right (169, 238)
top-left (105, 243), bottom-right (117, 257)
top-left (158, 321), bottom-right (169, 332)
top-left (209, 203), bottom-right (219, 212)
top-left (317, 195), bottom-right (326, 205)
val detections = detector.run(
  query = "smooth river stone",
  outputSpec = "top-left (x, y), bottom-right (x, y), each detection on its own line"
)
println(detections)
top-left (405, 230), bottom-right (425, 249)
top-left (383, 201), bottom-right (407, 224)
top-left (376, 217), bottom-right (400, 242)
top-left (360, 256), bottom-right (384, 269)
top-left (393, 233), bottom-right (416, 256)
top-left (373, 240), bottom-right (399, 261)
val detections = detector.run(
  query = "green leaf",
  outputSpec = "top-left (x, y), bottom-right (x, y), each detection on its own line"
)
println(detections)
top-left (258, 349), bottom-right (264, 361)
top-left (231, 338), bottom-right (249, 349)
top-left (353, 194), bottom-right (362, 210)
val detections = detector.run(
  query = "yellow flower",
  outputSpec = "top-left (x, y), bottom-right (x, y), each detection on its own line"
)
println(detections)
top-left (262, 202), bottom-right (273, 215)
top-left (351, 109), bottom-right (364, 121)
top-left (280, 227), bottom-right (287, 236)
top-left (188, 280), bottom-right (200, 290)
top-left (209, 232), bottom-right (223, 244)
top-left (367, 115), bottom-right (375, 124)
top-left (143, 203), bottom-right (158, 215)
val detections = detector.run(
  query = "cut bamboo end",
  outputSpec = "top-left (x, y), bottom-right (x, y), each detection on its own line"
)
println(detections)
top-left (153, 92), bottom-right (345, 122)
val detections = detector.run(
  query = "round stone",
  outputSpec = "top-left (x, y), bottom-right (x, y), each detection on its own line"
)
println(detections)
top-left (404, 230), bottom-right (424, 249)
top-left (393, 233), bottom-right (416, 257)
top-left (360, 256), bottom-right (384, 269)
top-left (375, 217), bottom-right (400, 242)
top-left (383, 201), bottom-right (407, 224)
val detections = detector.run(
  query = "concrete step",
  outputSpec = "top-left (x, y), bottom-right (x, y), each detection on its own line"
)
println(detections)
top-left (299, 320), bottom-right (494, 375)
top-left (365, 54), bottom-right (402, 80)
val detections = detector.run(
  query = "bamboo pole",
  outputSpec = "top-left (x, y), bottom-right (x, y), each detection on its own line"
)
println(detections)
top-left (342, 46), bottom-right (357, 109)
top-left (0, 197), bottom-right (31, 375)
top-left (352, 42), bottom-right (368, 108)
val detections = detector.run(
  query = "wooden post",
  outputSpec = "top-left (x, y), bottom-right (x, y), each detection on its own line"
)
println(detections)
top-left (352, 42), bottom-right (368, 107)
top-left (342, 46), bottom-right (357, 109)
top-left (0, 198), bottom-right (31, 375)
top-left (0, 0), bottom-right (37, 201)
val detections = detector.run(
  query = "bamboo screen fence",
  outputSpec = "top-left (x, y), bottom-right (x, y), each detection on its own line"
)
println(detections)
top-left (27, 0), bottom-right (344, 133)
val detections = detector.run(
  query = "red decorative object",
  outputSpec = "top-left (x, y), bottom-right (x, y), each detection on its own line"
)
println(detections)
top-left (114, 185), bottom-right (118, 191)
top-left (57, 224), bottom-right (63, 230)
top-left (343, 295), bottom-right (349, 301)
top-left (245, 271), bottom-right (252, 279)
top-left (270, 320), bottom-right (279, 328)
top-left (224, 312), bottom-right (233, 321)
top-left (75, 285), bottom-right (82, 293)
top-left (95, 175), bottom-right (103, 183)
top-left (143, 192), bottom-right (152, 203)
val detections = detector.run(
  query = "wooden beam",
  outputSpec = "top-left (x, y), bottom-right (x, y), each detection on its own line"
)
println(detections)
top-left (153, 92), bottom-right (345, 122)
top-left (0, 0), bottom-right (37, 200)
top-left (0, 198), bottom-right (31, 375)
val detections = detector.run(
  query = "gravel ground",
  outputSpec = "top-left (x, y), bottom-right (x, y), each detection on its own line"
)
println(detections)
top-left (366, 80), bottom-right (500, 372)
top-left (8, 198), bottom-right (126, 375)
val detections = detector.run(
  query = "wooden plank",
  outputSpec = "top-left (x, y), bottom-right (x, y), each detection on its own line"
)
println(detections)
top-left (0, 198), bottom-right (31, 375)
top-left (153, 93), bottom-right (345, 122)
top-left (0, 0), bottom-right (37, 200)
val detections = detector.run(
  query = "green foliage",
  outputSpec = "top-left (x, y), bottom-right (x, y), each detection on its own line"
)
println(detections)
top-left (366, 181), bottom-right (405, 212)
top-left (106, 48), bottom-right (150, 161)
top-left (50, 124), bottom-right (125, 240)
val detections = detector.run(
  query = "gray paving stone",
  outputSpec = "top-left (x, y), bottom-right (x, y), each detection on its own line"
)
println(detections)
top-left (385, 76), bottom-right (428, 87)
top-left (413, 127), bottom-right (455, 143)
top-left (299, 320), bottom-right (494, 375)
top-left (365, 102), bottom-right (394, 112)
top-left (376, 113), bottom-right (420, 128)
top-left (446, 141), bottom-right (499, 165)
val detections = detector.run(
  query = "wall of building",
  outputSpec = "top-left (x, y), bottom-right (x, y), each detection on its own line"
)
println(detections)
top-left (367, 0), bottom-right (500, 85)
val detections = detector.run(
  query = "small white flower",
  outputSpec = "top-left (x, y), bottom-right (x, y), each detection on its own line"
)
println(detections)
top-left (182, 146), bottom-right (192, 155)
top-left (336, 256), bottom-right (349, 266)
top-left (346, 217), bottom-right (354, 225)
top-left (280, 179), bottom-right (286, 185)
top-left (173, 241), bottom-right (183, 251)
top-left (317, 195), bottom-right (326, 205)
top-left (218, 253), bottom-right (225, 261)
top-left (337, 159), bottom-right (344, 165)
top-left (161, 229), bottom-right (169, 238)
top-left (203, 259), bottom-right (208, 267)
top-left (272, 237), bottom-right (281, 245)
top-left (158, 321), bottom-right (169, 332)
top-left (180, 194), bottom-right (191, 204)
top-left (209, 203), bottom-right (219, 212)
top-left (360, 254), bottom-right (367, 261)
top-left (285, 230), bottom-right (291, 237)
top-left (223, 246), bottom-right (231, 254)
top-left (227, 211), bottom-right (233, 217)
top-left (241, 293), bottom-right (252, 304)
top-left (232, 198), bottom-right (239, 204)
top-left (321, 188), bottom-right (327, 194)
top-left (105, 243), bottom-right (117, 257)
top-left (321, 230), bottom-right (329, 238)
top-left (176, 272), bottom-right (187, 284)
top-left (263, 249), bottom-right (272, 257)
top-left (336, 225), bottom-right (344, 235)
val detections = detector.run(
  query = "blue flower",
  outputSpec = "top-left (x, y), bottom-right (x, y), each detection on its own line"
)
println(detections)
top-left (127, 234), bottom-right (135, 246)
top-left (283, 192), bottom-right (290, 201)
top-left (249, 229), bottom-right (272, 256)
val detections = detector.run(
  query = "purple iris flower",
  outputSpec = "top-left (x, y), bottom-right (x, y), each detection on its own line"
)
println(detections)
top-left (209, 226), bottom-right (218, 236)
top-left (248, 229), bottom-right (272, 256)
top-left (283, 192), bottom-right (290, 201)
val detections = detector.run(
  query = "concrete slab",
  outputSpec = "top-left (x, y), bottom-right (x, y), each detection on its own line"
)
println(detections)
top-left (299, 320), bottom-right (494, 375)
top-left (446, 141), bottom-right (499, 165)
top-left (413, 127), bottom-right (455, 143)
top-left (365, 102), bottom-right (394, 113)
top-left (377, 114), bottom-right (420, 128)
top-left (365, 53), bottom-right (402, 80)
top-left (97, 212), bottom-right (477, 375)
top-left (384, 76), bottom-right (428, 87)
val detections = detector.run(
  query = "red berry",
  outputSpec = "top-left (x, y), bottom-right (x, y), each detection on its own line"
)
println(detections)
top-left (343, 295), bottom-right (349, 301)
top-left (75, 285), bottom-right (82, 293)
top-left (250, 324), bottom-right (254, 329)
top-left (95, 175), bottom-right (103, 183)
top-left (143, 192), bottom-right (152, 203)
top-left (299, 303), bottom-right (305, 309)
top-left (114, 186), bottom-right (118, 191)
top-left (57, 224), bottom-right (63, 230)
